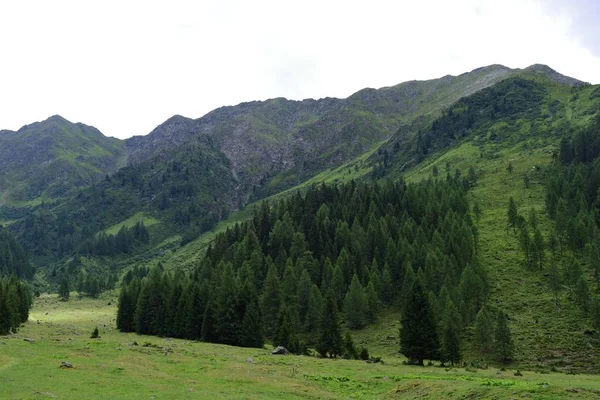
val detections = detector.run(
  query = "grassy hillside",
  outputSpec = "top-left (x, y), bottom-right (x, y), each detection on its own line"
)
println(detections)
top-left (141, 76), bottom-right (600, 374)
top-left (0, 115), bottom-right (125, 205)
top-left (2, 294), bottom-right (600, 399)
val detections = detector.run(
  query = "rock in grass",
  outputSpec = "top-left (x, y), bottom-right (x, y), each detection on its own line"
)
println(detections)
top-left (272, 346), bottom-right (289, 355)
top-left (23, 338), bottom-right (35, 343)
top-left (59, 361), bottom-right (74, 369)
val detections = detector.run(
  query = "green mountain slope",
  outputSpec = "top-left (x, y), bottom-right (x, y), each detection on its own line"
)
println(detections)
top-left (0, 115), bottom-right (125, 205)
top-left (126, 64), bottom-right (581, 204)
top-left (146, 75), bottom-right (600, 373)
top-left (9, 135), bottom-right (235, 269)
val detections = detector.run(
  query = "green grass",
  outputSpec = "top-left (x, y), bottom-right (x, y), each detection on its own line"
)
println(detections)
top-left (102, 212), bottom-right (159, 236)
top-left (404, 137), bottom-right (600, 373)
top-left (2, 294), bottom-right (600, 399)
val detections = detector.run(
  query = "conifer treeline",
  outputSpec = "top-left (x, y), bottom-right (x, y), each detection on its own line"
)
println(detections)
top-left (118, 177), bottom-right (486, 355)
top-left (78, 222), bottom-right (150, 257)
top-left (0, 230), bottom-right (33, 334)
top-left (0, 229), bottom-right (35, 279)
top-left (542, 119), bottom-right (600, 324)
top-left (0, 275), bottom-right (31, 334)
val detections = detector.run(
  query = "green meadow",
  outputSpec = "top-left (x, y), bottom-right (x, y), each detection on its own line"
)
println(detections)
top-left (2, 294), bottom-right (600, 399)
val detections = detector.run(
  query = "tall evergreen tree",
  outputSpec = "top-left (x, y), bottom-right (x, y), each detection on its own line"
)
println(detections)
top-left (260, 263), bottom-right (282, 336)
top-left (474, 305), bottom-right (493, 352)
top-left (400, 280), bottom-right (440, 365)
top-left (58, 277), bottom-right (70, 301)
top-left (494, 311), bottom-right (514, 362)
top-left (240, 300), bottom-right (265, 348)
top-left (440, 298), bottom-right (461, 366)
top-left (344, 274), bottom-right (367, 329)
top-left (212, 263), bottom-right (241, 345)
top-left (316, 291), bottom-right (343, 358)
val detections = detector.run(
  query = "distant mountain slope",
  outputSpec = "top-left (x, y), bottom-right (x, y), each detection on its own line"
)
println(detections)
top-left (125, 64), bottom-right (583, 202)
top-left (0, 115), bottom-right (125, 203)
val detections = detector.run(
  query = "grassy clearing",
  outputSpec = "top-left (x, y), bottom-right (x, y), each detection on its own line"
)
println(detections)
top-left (2, 295), bottom-right (600, 399)
top-left (102, 212), bottom-right (159, 236)
top-left (405, 139), bottom-right (600, 373)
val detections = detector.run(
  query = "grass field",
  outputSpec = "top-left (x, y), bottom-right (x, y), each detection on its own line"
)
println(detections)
top-left (2, 294), bottom-right (600, 399)
top-left (102, 212), bottom-right (160, 236)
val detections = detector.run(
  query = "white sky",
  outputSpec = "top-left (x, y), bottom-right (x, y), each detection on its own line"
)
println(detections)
top-left (1, 0), bottom-right (599, 139)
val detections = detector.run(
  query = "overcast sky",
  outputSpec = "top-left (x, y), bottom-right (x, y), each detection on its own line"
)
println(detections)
top-left (1, 0), bottom-right (599, 139)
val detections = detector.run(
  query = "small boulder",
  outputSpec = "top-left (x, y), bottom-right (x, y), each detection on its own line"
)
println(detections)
top-left (59, 361), bottom-right (74, 369)
top-left (23, 338), bottom-right (35, 344)
top-left (246, 357), bottom-right (253, 363)
top-left (271, 346), bottom-right (289, 355)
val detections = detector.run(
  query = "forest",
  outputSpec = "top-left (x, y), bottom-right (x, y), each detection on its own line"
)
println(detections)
top-left (116, 176), bottom-right (514, 363)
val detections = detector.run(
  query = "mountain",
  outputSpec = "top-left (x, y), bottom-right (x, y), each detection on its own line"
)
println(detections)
top-left (125, 64), bottom-right (583, 202)
top-left (2, 63), bottom-right (600, 375)
top-left (0, 115), bottom-right (125, 204)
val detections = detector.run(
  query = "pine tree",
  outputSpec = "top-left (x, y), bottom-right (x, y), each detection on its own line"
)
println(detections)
top-left (273, 305), bottom-right (299, 353)
top-left (343, 331), bottom-right (358, 359)
top-left (240, 300), bottom-right (265, 348)
top-left (401, 264), bottom-right (415, 308)
top-left (116, 279), bottom-right (140, 332)
top-left (365, 280), bottom-right (379, 323)
top-left (400, 280), bottom-right (440, 365)
top-left (90, 326), bottom-right (99, 338)
top-left (304, 284), bottom-right (322, 341)
top-left (260, 263), bottom-right (282, 336)
top-left (344, 274), bottom-right (367, 329)
top-left (316, 291), bottom-right (343, 358)
top-left (440, 298), bottom-right (461, 366)
top-left (58, 277), bottom-right (70, 301)
top-left (474, 305), bottom-right (493, 352)
top-left (330, 265), bottom-right (346, 310)
top-left (213, 263), bottom-right (241, 345)
top-left (494, 311), bottom-right (514, 362)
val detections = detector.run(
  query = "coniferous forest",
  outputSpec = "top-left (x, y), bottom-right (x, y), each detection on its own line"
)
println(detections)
top-left (117, 176), bottom-right (499, 362)
top-left (0, 229), bottom-right (33, 334)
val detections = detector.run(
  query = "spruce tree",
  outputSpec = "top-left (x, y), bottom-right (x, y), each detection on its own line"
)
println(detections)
top-left (260, 263), bottom-right (282, 336)
top-left (400, 280), bottom-right (440, 365)
top-left (213, 263), bottom-right (241, 345)
top-left (494, 311), bottom-right (514, 362)
top-left (316, 291), bottom-right (343, 358)
top-left (365, 280), bottom-right (379, 323)
top-left (344, 274), bottom-right (367, 329)
top-left (474, 305), bottom-right (493, 352)
top-left (273, 305), bottom-right (299, 353)
top-left (58, 278), bottom-right (70, 301)
top-left (440, 297), bottom-right (461, 366)
top-left (343, 331), bottom-right (358, 359)
top-left (240, 300), bottom-right (265, 348)
top-left (304, 284), bottom-right (322, 341)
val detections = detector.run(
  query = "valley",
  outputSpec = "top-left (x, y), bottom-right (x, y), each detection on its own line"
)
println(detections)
top-left (1, 63), bottom-right (600, 398)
